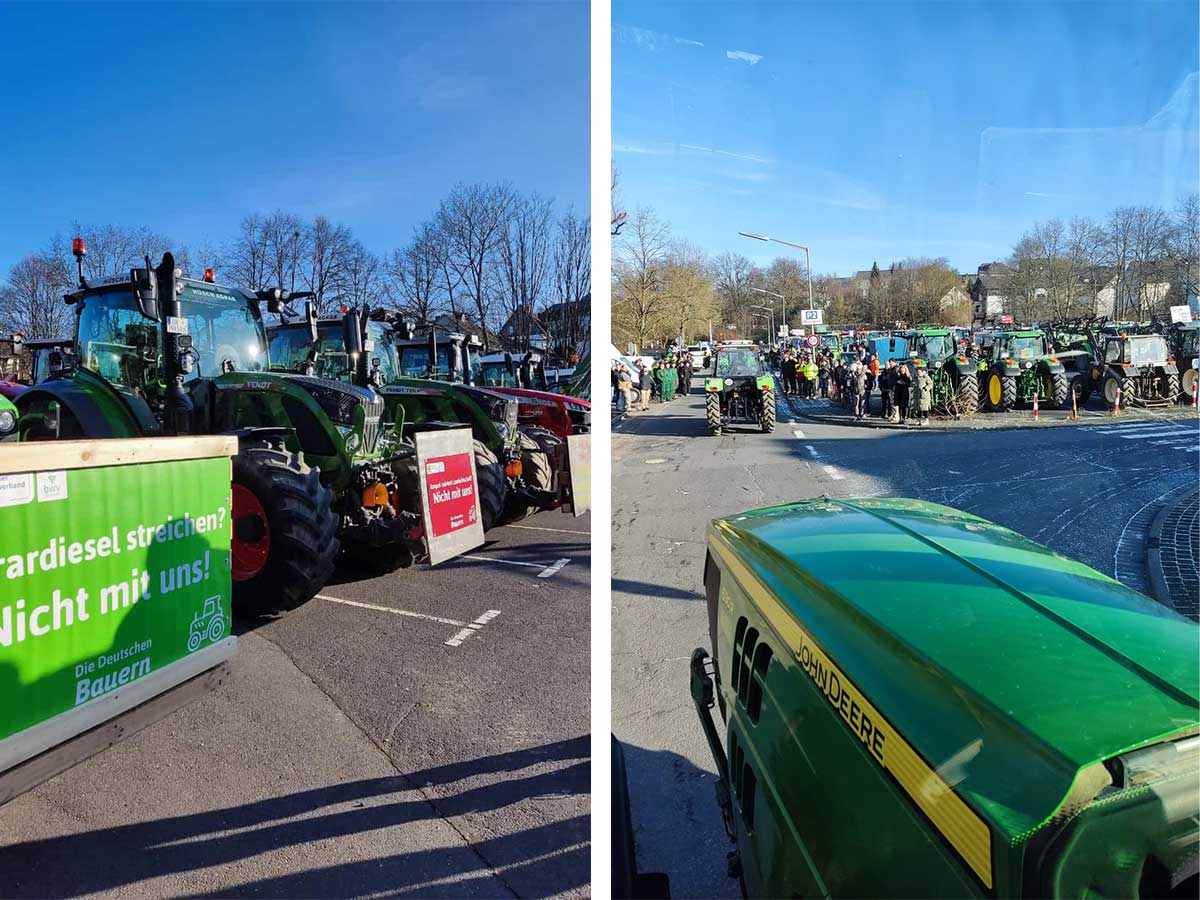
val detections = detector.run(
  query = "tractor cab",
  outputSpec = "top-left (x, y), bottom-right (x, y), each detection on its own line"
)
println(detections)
top-left (393, 329), bottom-right (483, 383)
top-left (479, 350), bottom-right (548, 391)
top-left (1103, 333), bottom-right (1171, 367)
top-left (990, 331), bottom-right (1049, 362)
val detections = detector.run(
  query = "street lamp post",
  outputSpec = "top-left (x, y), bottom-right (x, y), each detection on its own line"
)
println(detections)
top-left (754, 287), bottom-right (786, 336)
top-left (739, 231), bottom-right (814, 333)
top-left (751, 312), bottom-right (771, 343)
top-left (751, 304), bottom-right (775, 340)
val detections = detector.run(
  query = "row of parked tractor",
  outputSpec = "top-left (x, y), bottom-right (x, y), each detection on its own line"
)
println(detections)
top-left (815, 319), bottom-right (1199, 416)
top-left (0, 244), bottom-right (590, 616)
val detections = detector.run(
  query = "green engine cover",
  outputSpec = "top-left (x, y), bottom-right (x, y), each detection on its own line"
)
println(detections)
top-left (702, 498), bottom-right (1198, 898)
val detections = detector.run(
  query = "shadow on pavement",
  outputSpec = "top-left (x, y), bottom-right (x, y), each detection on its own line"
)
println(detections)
top-left (616, 739), bottom-right (739, 900)
top-left (619, 412), bottom-right (709, 438)
top-left (0, 736), bottom-right (590, 899)
top-left (612, 578), bottom-right (702, 602)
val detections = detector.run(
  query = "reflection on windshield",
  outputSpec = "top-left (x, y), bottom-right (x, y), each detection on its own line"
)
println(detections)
top-left (1000, 337), bottom-right (1045, 359)
top-left (1129, 337), bottom-right (1169, 365)
top-left (268, 326), bottom-right (352, 380)
top-left (77, 289), bottom-right (265, 401)
top-left (716, 349), bottom-right (761, 376)
top-left (915, 335), bottom-right (952, 359)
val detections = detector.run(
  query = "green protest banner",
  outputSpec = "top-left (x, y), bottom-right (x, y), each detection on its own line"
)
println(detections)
top-left (0, 439), bottom-right (236, 768)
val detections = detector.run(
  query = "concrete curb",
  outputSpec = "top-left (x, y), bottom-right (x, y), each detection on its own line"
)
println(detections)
top-left (1145, 490), bottom-right (1200, 616)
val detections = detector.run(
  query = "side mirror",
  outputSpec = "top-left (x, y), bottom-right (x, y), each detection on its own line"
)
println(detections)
top-left (343, 307), bottom-right (363, 357)
top-left (504, 352), bottom-right (515, 376)
top-left (305, 299), bottom-right (318, 342)
top-left (47, 349), bottom-right (77, 377)
top-left (254, 288), bottom-right (285, 314)
top-left (130, 260), bottom-right (160, 321)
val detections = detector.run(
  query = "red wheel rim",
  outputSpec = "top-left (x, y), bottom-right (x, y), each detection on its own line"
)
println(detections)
top-left (231, 483), bottom-right (270, 581)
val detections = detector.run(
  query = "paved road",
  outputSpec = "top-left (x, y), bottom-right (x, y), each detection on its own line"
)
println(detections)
top-left (612, 378), bottom-right (1198, 899)
top-left (0, 509), bottom-right (590, 899)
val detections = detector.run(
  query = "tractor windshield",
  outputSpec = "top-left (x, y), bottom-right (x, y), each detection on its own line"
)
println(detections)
top-left (397, 342), bottom-right (482, 382)
top-left (76, 285), bottom-right (266, 398)
top-left (715, 349), bottom-right (762, 377)
top-left (479, 361), bottom-right (518, 387)
top-left (268, 324), bottom-right (353, 380)
top-left (1128, 335), bottom-right (1169, 365)
top-left (365, 321), bottom-right (400, 382)
top-left (912, 333), bottom-right (953, 359)
top-left (1180, 328), bottom-right (1199, 356)
top-left (998, 335), bottom-right (1046, 359)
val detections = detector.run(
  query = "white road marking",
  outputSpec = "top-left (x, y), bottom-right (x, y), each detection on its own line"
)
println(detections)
top-left (459, 553), bottom-right (573, 579)
top-left (316, 595), bottom-right (465, 627)
top-left (1118, 428), bottom-right (1194, 439)
top-left (805, 444), bottom-right (820, 458)
top-left (537, 558), bottom-right (571, 579)
top-left (822, 465), bottom-right (845, 481)
top-left (508, 524), bottom-right (590, 535)
top-left (445, 609), bottom-right (503, 647)
top-left (645, 458), bottom-right (668, 464)
top-left (792, 429), bottom-right (805, 438)
top-left (1086, 421), bottom-right (1189, 433)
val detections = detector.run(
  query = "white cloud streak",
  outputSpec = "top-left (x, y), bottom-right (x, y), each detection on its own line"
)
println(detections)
top-left (726, 50), bottom-right (763, 65)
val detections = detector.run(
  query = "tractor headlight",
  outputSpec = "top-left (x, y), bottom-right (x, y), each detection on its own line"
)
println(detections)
top-left (933, 361), bottom-right (943, 369)
top-left (0, 409), bottom-right (13, 433)
top-left (495, 421), bottom-right (509, 440)
top-left (724, 378), bottom-right (733, 385)
top-left (1023, 361), bottom-right (1032, 369)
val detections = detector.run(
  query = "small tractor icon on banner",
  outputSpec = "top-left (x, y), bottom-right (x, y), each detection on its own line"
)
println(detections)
top-left (188, 594), bottom-right (227, 652)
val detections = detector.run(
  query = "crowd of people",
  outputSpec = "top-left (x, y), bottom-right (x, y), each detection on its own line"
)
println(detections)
top-left (611, 350), bottom-right (696, 413)
top-left (612, 338), bottom-right (936, 425)
top-left (769, 340), bottom-right (929, 423)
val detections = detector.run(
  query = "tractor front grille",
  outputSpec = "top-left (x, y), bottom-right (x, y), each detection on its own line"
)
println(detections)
top-left (289, 374), bottom-right (384, 426)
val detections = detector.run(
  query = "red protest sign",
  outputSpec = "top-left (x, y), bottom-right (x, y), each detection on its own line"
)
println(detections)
top-left (424, 452), bottom-right (478, 537)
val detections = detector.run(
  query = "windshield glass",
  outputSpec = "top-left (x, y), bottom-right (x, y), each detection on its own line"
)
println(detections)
top-left (913, 334), bottom-right (953, 359)
top-left (999, 336), bottom-right (1046, 359)
top-left (480, 361), bottom-right (519, 387)
top-left (366, 322), bottom-right (399, 382)
top-left (715, 349), bottom-right (761, 376)
top-left (268, 324), bottom-right (352, 380)
top-left (77, 286), bottom-right (266, 399)
top-left (1129, 336), bottom-right (1169, 364)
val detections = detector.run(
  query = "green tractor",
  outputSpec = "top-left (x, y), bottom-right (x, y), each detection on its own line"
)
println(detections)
top-left (692, 498), bottom-right (1199, 898)
top-left (0, 393), bottom-right (17, 442)
top-left (17, 249), bottom-right (425, 612)
top-left (1165, 320), bottom-right (1199, 402)
top-left (267, 315), bottom-right (556, 528)
top-left (902, 328), bottom-right (980, 415)
top-left (978, 330), bottom-right (1071, 411)
top-left (704, 344), bottom-right (775, 435)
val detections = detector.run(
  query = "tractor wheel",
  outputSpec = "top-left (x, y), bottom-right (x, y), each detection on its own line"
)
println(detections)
top-left (760, 392), bottom-right (776, 433)
top-left (473, 440), bottom-right (506, 531)
top-left (956, 372), bottom-right (979, 415)
top-left (230, 442), bottom-right (338, 616)
top-left (1182, 367), bottom-right (1198, 401)
top-left (1044, 371), bottom-right (1069, 410)
top-left (1164, 373), bottom-right (1181, 404)
top-left (986, 372), bottom-right (1015, 412)
top-left (503, 431), bottom-right (555, 522)
top-left (706, 393), bottom-right (722, 434)
top-left (1073, 375), bottom-right (1093, 407)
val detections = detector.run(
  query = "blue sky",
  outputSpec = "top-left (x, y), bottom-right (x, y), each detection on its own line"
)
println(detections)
top-left (0, 1), bottom-right (589, 268)
top-left (613, 1), bottom-right (1199, 276)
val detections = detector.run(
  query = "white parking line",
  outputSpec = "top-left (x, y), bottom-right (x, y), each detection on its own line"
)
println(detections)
top-left (459, 553), bottom-right (573, 579)
top-left (822, 465), bottom-right (845, 481)
top-left (445, 609), bottom-right (503, 647)
top-left (508, 524), bottom-right (590, 535)
top-left (537, 558), bottom-right (571, 579)
top-left (316, 595), bottom-right (465, 627)
top-left (805, 444), bottom-right (820, 458)
top-left (1086, 421), bottom-right (1188, 433)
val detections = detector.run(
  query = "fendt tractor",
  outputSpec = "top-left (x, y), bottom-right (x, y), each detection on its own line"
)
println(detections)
top-left (17, 246), bottom-right (425, 612)
top-left (267, 314), bottom-right (560, 528)
top-left (902, 327), bottom-right (979, 415)
top-left (978, 330), bottom-right (1071, 411)
top-left (692, 498), bottom-right (1199, 899)
top-left (705, 344), bottom-right (775, 435)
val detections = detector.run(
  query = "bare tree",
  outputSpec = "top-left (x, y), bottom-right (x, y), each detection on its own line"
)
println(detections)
top-left (70, 223), bottom-right (190, 280)
top-left (0, 249), bottom-right (75, 338)
top-left (612, 207), bottom-right (670, 351)
top-left (551, 207), bottom-right (590, 357)
top-left (304, 216), bottom-right (352, 316)
top-left (261, 212), bottom-right (306, 293)
top-left (497, 194), bottom-right (554, 351)
top-left (1169, 193), bottom-right (1199, 305)
top-left (611, 164), bottom-right (628, 236)
top-left (340, 240), bottom-right (384, 309)
top-left (226, 214), bottom-right (270, 290)
top-left (389, 221), bottom-right (445, 324)
top-left (660, 241), bottom-right (715, 344)
top-left (437, 182), bottom-right (516, 348)
top-left (710, 251), bottom-right (760, 336)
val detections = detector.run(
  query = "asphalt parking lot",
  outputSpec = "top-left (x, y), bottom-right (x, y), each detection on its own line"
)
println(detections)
top-left (0, 509), bottom-right (590, 899)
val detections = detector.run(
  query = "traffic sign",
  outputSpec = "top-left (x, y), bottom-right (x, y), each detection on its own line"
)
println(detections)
top-left (789, 328), bottom-right (805, 337)
top-left (800, 308), bottom-right (823, 326)
top-left (805, 334), bottom-right (820, 348)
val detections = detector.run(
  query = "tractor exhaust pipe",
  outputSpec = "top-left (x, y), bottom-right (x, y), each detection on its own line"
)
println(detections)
top-left (156, 252), bottom-right (193, 435)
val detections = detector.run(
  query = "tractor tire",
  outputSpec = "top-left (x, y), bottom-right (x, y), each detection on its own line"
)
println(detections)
top-left (985, 372), bottom-right (1015, 412)
top-left (956, 372), bottom-right (979, 415)
top-left (706, 393), bottom-right (722, 434)
top-left (474, 440), bottom-right (506, 531)
top-left (231, 442), bottom-right (338, 616)
top-left (1045, 371), bottom-right (1069, 410)
top-left (760, 392), bottom-right (776, 433)
top-left (503, 431), bottom-right (555, 522)
top-left (1182, 367), bottom-right (1198, 402)
top-left (1073, 376), bottom-right (1093, 407)
top-left (1164, 373), bottom-right (1181, 404)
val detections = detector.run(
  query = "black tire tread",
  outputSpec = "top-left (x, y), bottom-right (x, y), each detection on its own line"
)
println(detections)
top-left (706, 393), bottom-right (722, 434)
top-left (474, 440), bottom-right (505, 531)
